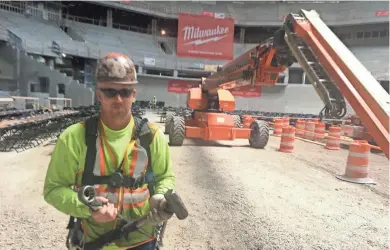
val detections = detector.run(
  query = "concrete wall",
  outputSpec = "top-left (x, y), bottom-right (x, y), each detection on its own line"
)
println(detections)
top-left (0, 56), bottom-right (13, 78)
top-left (0, 43), bottom-right (95, 107)
top-left (21, 54), bottom-right (94, 107)
top-left (335, 23), bottom-right (389, 47)
top-left (19, 51), bottom-right (95, 107)
top-left (136, 75), bottom-right (193, 107)
top-left (350, 46), bottom-right (389, 80)
top-left (0, 55), bottom-right (14, 90)
top-left (0, 43), bottom-right (18, 91)
top-left (135, 75), bottom-right (355, 115)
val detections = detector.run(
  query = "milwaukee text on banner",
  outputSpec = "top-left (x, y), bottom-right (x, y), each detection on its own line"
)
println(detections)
top-left (176, 13), bottom-right (234, 60)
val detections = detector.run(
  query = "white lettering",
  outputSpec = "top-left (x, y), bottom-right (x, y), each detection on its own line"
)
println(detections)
top-left (182, 25), bottom-right (229, 41)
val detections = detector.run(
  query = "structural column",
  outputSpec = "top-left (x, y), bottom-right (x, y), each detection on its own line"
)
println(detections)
top-left (151, 19), bottom-right (157, 37)
top-left (240, 27), bottom-right (245, 43)
top-left (106, 9), bottom-right (113, 28)
top-left (13, 48), bottom-right (20, 92)
top-left (47, 58), bottom-right (55, 70)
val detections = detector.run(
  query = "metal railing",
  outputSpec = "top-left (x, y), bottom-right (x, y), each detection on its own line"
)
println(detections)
top-left (119, 1), bottom-right (234, 18)
top-left (117, 1), bottom-right (388, 24)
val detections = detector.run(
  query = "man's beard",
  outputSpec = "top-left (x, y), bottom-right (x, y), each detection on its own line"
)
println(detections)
top-left (107, 104), bottom-right (131, 118)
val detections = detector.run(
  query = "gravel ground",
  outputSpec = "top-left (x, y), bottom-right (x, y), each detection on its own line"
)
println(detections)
top-left (0, 112), bottom-right (388, 250)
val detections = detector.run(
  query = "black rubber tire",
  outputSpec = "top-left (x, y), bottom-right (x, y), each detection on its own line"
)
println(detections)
top-left (164, 112), bottom-right (174, 134)
top-left (169, 116), bottom-right (185, 146)
top-left (249, 120), bottom-right (269, 149)
top-left (232, 115), bottom-right (243, 128)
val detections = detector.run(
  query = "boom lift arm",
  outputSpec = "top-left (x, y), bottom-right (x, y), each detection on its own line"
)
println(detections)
top-left (194, 10), bottom-right (390, 158)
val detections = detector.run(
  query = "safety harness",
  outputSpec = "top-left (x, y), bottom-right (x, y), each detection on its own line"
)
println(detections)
top-left (66, 115), bottom-right (155, 249)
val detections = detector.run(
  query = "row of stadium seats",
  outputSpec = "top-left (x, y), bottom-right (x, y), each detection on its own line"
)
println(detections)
top-left (0, 109), bottom-right (44, 121)
top-left (158, 106), bottom-right (320, 119)
top-left (121, 1), bottom-right (388, 24)
top-left (0, 9), bottom-right (260, 69)
top-left (0, 8), bottom-right (388, 79)
top-left (0, 10), bottom-right (90, 58)
top-left (0, 105), bottom-right (98, 152)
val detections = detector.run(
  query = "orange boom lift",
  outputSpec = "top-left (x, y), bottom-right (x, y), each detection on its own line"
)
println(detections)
top-left (166, 10), bottom-right (390, 159)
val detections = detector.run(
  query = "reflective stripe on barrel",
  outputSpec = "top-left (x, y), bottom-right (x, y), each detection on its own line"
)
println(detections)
top-left (311, 118), bottom-right (320, 124)
top-left (325, 126), bottom-right (341, 150)
top-left (273, 118), bottom-right (283, 136)
top-left (279, 126), bottom-right (295, 153)
top-left (304, 121), bottom-right (315, 140)
top-left (283, 117), bottom-right (290, 128)
top-left (295, 119), bottom-right (305, 137)
top-left (344, 141), bottom-right (371, 179)
top-left (314, 122), bottom-right (325, 142)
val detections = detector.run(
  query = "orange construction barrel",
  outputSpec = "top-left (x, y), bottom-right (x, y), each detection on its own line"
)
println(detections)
top-left (283, 117), bottom-right (290, 128)
top-left (314, 122), bottom-right (326, 142)
top-left (304, 121), bottom-right (315, 140)
top-left (279, 126), bottom-right (295, 153)
top-left (295, 119), bottom-right (305, 138)
top-left (273, 118), bottom-right (283, 136)
top-left (336, 141), bottom-right (375, 184)
top-left (311, 118), bottom-right (320, 124)
top-left (325, 126), bottom-right (341, 150)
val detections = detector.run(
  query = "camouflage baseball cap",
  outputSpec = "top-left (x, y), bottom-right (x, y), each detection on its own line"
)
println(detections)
top-left (95, 52), bottom-right (138, 84)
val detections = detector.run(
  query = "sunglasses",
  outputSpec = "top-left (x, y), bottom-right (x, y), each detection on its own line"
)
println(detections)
top-left (99, 88), bottom-right (134, 98)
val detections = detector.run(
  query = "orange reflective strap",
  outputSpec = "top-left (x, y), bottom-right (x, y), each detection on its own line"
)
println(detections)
top-left (98, 122), bottom-right (127, 228)
top-left (128, 140), bottom-right (138, 176)
top-left (89, 118), bottom-right (148, 229)
top-left (99, 136), bottom-right (106, 176)
top-left (122, 186), bottom-right (150, 209)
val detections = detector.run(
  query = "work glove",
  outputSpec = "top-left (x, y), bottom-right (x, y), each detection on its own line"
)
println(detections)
top-left (147, 194), bottom-right (173, 225)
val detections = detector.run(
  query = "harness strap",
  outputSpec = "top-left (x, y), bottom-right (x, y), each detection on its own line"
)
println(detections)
top-left (82, 116), bottom-right (99, 186)
top-left (81, 116), bottom-right (153, 187)
top-left (67, 115), bottom-right (155, 249)
top-left (133, 117), bottom-right (155, 195)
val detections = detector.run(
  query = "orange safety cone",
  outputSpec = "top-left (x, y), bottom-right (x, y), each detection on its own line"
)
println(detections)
top-left (273, 118), bottom-right (283, 136)
top-left (296, 119), bottom-right (305, 138)
top-left (325, 126), bottom-right (341, 150)
top-left (311, 118), bottom-right (320, 124)
top-left (279, 126), bottom-right (295, 153)
top-left (314, 122), bottom-right (326, 142)
top-left (336, 141), bottom-right (375, 184)
top-left (304, 121), bottom-right (315, 140)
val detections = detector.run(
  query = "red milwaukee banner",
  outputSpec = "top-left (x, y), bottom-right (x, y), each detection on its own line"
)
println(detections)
top-left (167, 80), bottom-right (198, 93)
top-left (231, 86), bottom-right (262, 97)
top-left (376, 10), bottom-right (389, 16)
top-left (176, 13), bottom-right (234, 60)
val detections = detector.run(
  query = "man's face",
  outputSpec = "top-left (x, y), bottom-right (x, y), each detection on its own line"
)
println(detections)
top-left (96, 82), bottom-right (136, 118)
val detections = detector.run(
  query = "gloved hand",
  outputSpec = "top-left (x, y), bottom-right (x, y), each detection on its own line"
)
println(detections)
top-left (147, 194), bottom-right (173, 225)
